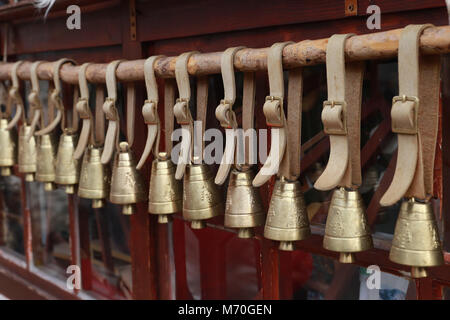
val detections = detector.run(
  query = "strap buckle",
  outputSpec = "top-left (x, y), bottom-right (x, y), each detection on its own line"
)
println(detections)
top-left (174, 98), bottom-right (192, 125)
top-left (264, 96), bottom-right (284, 127)
top-left (103, 97), bottom-right (119, 121)
top-left (322, 100), bottom-right (347, 135)
top-left (391, 95), bottom-right (419, 135)
top-left (142, 99), bottom-right (158, 125)
top-left (216, 100), bottom-right (236, 129)
top-left (76, 97), bottom-right (91, 119)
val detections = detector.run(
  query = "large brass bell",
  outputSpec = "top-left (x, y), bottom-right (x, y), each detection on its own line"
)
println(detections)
top-left (78, 145), bottom-right (110, 208)
top-left (264, 178), bottom-right (310, 251)
top-left (55, 132), bottom-right (80, 194)
top-left (183, 163), bottom-right (224, 229)
top-left (390, 199), bottom-right (443, 278)
top-left (225, 168), bottom-right (265, 238)
top-left (0, 119), bottom-right (17, 176)
top-left (148, 152), bottom-right (182, 223)
top-left (110, 142), bottom-right (146, 215)
top-left (323, 187), bottom-right (373, 263)
top-left (35, 134), bottom-right (57, 191)
top-left (18, 125), bottom-right (37, 182)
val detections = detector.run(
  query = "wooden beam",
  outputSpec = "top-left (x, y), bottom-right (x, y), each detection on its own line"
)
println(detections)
top-left (2, 25), bottom-right (450, 83)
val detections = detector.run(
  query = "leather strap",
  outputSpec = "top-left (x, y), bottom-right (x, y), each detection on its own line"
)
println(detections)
top-left (194, 76), bottom-right (208, 164)
top-left (74, 63), bottom-right (94, 160)
top-left (253, 42), bottom-right (292, 187)
top-left (26, 61), bottom-right (45, 141)
top-left (314, 34), bottom-right (364, 191)
top-left (126, 83), bottom-right (135, 148)
top-left (136, 55), bottom-right (164, 169)
top-left (173, 51), bottom-right (198, 179)
top-left (380, 24), bottom-right (439, 205)
top-left (164, 79), bottom-right (176, 156)
top-left (215, 46), bottom-right (244, 184)
top-left (95, 86), bottom-right (105, 145)
top-left (6, 61), bottom-right (25, 130)
top-left (101, 60), bottom-right (123, 164)
top-left (242, 72), bottom-right (256, 166)
top-left (35, 58), bottom-right (76, 136)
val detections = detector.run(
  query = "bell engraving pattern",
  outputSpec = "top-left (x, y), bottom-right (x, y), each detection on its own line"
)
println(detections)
top-left (264, 178), bottom-right (310, 251)
top-left (225, 168), bottom-right (265, 238)
top-left (18, 125), bottom-right (37, 182)
top-left (390, 199), bottom-right (444, 278)
top-left (323, 188), bottom-right (373, 263)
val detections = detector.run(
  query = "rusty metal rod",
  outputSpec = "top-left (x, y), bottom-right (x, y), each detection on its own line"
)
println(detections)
top-left (1, 25), bottom-right (450, 84)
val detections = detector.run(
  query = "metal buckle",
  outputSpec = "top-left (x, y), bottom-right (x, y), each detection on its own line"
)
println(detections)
top-left (264, 96), bottom-right (284, 127)
top-left (391, 95), bottom-right (419, 134)
top-left (322, 100), bottom-right (347, 135)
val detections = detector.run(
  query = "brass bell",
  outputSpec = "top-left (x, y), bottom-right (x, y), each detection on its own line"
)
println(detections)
top-left (78, 145), bottom-right (110, 208)
top-left (225, 168), bottom-right (265, 238)
top-left (55, 132), bottom-right (80, 194)
top-left (18, 125), bottom-right (37, 182)
top-left (390, 199), bottom-right (444, 278)
top-left (36, 134), bottom-right (57, 189)
top-left (264, 178), bottom-right (310, 251)
top-left (0, 119), bottom-right (17, 176)
top-left (110, 142), bottom-right (146, 215)
top-left (35, 134), bottom-right (57, 191)
top-left (183, 163), bottom-right (224, 229)
top-left (323, 187), bottom-right (373, 263)
top-left (148, 152), bottom-right (182, 223)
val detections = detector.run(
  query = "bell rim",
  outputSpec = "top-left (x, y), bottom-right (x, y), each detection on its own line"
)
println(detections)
top-left (224, 212), bottom-right (266, 228)
top-left (264, 226), bottom-right (311, 242)
top-left (148, 200), bottom-right (182, 214)
top-left (389, 245), bottom-right (444, 267)
top-left (183, 202), bottom-right (224, 221)
top-left (323, 235), bottom-right (373, 253)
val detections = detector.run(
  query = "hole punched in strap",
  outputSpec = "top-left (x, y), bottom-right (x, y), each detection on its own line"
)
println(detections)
top-left (136, 55), bottom-right (165, 170)
top-left (6, 60), bottom-right (26, 130)
top-left (35, 58), bottom-right (76, 136)
top-left (100, 60), bottom-right (123, 164)
top-left (252, 41), bottom-right (292, 187)
top-left (314, 33), bottom-right (364, 191)
top-left (380, 24), bottom-right (439, 206)
top-left (215, 46), bottom-right (245, 185)
top-left (173, 51), bottom-right (198, 180)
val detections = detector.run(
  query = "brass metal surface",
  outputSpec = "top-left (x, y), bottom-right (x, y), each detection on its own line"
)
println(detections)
top-left (0, 119), bottom-right (17, 176)
top-left (18, 125), bottom-right (37, 181)
top-left (55, 133), bottom-right (80, 193)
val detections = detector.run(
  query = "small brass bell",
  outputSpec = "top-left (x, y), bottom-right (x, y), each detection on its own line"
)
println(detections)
top-left (55, 132), bottom-right (80, 194)
top-left (78, 145), bottom-right (110, 208)
top-left (110, 142), bottom-right (146, 215)
top-left (35, 134), bottom-right (57, 191)
top-left (183, 163), bottom-right (224, 229)
top-left (0, 119), bottom-right (17, 176)
top-left (148, 152), bottom-right (182, 223)
top-left (18, 125), bottom-right (37, 182)
top-left (323, 188), bottom-right (373, 263)
top-left (390, 199), bottom-right (443, 278)
top-left (264, 178), bottom-right (310, 251)
top-left (225, 168), bottom-right (265, 238)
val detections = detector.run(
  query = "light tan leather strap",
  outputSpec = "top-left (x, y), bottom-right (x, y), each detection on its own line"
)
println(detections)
top-left (35, 58), bottom-right (76, 136)
top-left (126, 83), bottom-right (135, 148)
top-left (195, 76), bottom-right (208, 164)
top-left (6, 61), bottom-right (25, 130)
top-left (314, 34), bottom-right (364, 191)
top-left (164, 79), bottom-right (176, 156)
top-left (101, 60), bottom-right (123, 164)
top-left (215, 47), bottom-right (245, 185)
top-left (174, 51), bottom-right (198, 179)
top-left (280, 67), bottom-right (303, 180)
top-left (242, 72), bottom-right (256, 166)
top-left (253, 42), bottom-right (292, 187)
top-left (136, 55), bottom-right (163, 170)
top-left (380, 24), bottom-right (439, 205)
top-left (27, 61), bottom-right (45, 140)
top-left (74, 63), bottom-right (93, 160)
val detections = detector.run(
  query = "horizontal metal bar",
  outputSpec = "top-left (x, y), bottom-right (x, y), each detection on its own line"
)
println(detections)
top-left (0, 25), bottom-right (449, 84)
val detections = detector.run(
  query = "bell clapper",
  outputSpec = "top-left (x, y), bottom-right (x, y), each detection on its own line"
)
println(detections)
top-left (411, 267), bottom-right (428, 279)
top-left (92, 199), bottom-right (105, 209)
top-left (1, 167), bottom-right (11, 176)
top-left (191, 220), bottom-right (206, 229)
top-left (157, 214), bottom-right (172, 224)
top-left (339, 252), bottom-right (356, 264)
top-left (25, 173), bottom-right (34, 182)
top-left (44, 182), bottom-right (55, 191)
top-left (65, 185), bottom-right (76, 194)
top-left (237, 228), bottom-right (254, 239)
top-left (122, 204), bottom-right (135, 215)
top-left (279, 241), bottom-right (295, 251)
